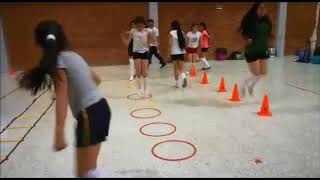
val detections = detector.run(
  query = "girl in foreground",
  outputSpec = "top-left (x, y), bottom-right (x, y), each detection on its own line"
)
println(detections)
top-left (168, 20), bottom-right (187, 88)
top-left (18, 20), bottom-right (111, 178)
top-left (239, 2), bottom-right (272, 97)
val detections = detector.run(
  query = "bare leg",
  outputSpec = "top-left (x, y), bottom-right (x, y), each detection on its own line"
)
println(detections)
top-left (248, 59), bottom-right (267, 95)
top-left (173, 61), bottom-right (179, 87)
top-left (134, 59), bottom-right (142, 95)
top-left (76, 144), bottom-right (101, 178)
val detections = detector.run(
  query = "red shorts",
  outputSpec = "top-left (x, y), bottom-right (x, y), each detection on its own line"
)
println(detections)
top-left (186, 47), bottom-right (198, 54)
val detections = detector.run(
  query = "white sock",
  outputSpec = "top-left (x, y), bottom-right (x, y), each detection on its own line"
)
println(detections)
top-left (201, 57), bottom-right (210, 68)
top-left (85, 169), bottom-right (99, 178)
top-left (180, 72), bottom-right (186, 79)
top-left (129, 58), bottom-right (134, 77)
top-left (241, 71), bottom-right (255, 88)
top-left (248, 75), bottom-right (261, 88)
top-left (136, 77), bottom-right (141, 90)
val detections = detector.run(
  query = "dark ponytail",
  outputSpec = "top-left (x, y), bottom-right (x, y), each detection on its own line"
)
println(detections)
top-left (171, 20), bottom-right (185, 51)
top-left (18, 20), bottom-right (68, 96)
top-left (240, 2), bottom-right (261, 39)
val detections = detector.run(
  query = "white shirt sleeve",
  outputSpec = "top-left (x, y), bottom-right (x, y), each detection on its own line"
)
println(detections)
top-left (197, 32), bottom-right (202, 38)
top-left (154, 28), bottom-right (159, 37)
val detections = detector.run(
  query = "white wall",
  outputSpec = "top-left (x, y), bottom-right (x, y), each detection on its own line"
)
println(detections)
top-left (0, 17), bottom-right (9, 73)
top-left (275, 2), bottom-right (287, 57)
top-left (148, 2), bottom-right (158, 28)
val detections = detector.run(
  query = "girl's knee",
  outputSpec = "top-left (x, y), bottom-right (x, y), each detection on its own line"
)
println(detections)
top-left (260, 71), bottom-right (267, 76)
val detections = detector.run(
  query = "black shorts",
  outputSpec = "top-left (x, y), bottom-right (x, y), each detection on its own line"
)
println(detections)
top-left (244, 51), bottom-right (270, 63)
top-left (76, 98), bottom-right (111, 147)
top-left (133, 52), bottom-right (151, 60)
top-left (201, 48), bottom-right (209, 52)
top-left (171, 54), bottom-right (185, 61)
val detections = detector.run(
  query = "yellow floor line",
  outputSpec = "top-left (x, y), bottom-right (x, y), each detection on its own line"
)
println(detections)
top-left (0, 155), bottom-right (7, 161)
top-left (7, 126), bottom-right (32, 130)
top-left (0, 140), bottom-right (20, 143)
top-left (16, 115), bottom-right (38, 120)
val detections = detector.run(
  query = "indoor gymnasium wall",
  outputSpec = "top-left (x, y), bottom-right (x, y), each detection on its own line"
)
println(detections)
top-left (1, 3), bottom-right (148, 71)
top-left (285, 2), bottom-right (318, 55)
top-left (158, 2), bottom-right (278, 60)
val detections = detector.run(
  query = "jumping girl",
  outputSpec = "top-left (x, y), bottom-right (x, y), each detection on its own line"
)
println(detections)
top-left (18, 20), bottom-right (111, 178)
top-left (186, 23), bottom-right (202, 73)
top-left (168, 20), bottom-right (187, 88)
top-left (121, 16), bottom-right (153, 97)
top-left (198, 22), bottom-right (212, 70)
top-left (239, 2), bottom-right (272, 97)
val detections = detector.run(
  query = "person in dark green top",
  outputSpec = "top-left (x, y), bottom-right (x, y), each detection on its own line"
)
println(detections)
top-left (239, 2), bottom-right (272, 97)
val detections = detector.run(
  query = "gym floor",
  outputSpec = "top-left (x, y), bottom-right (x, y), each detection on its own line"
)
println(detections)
top-left (1, 56), bottom-right (319, 177)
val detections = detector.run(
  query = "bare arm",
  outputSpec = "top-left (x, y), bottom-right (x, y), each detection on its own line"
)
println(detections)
top-left (168, 34), bottom-right (172, 57)
top-left (91, 69), bottom-right (101, 86)
top-left (54, 69), bottom-right (69, 150)
top-left (148, 32), bottom-right (154, 46)
top-left (120, 31), bottom-right (133, 47)
top-left (186, 34), bottom-right (189, 48)
top-left (199, 35), bottom-right (203, 49)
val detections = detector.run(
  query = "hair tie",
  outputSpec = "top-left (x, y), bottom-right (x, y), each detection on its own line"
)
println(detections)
top-left (46, 34), bottom-right (56, 41)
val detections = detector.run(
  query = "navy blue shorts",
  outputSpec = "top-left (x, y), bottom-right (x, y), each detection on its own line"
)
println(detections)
top-left (171, 54), bottom-right (185, 61)
top-left (75, 98), bottom-right (111, 147)
top-left (133, 52), bottom-right (151, 60)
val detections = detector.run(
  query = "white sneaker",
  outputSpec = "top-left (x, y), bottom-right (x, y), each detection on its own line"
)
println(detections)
top-left (136, 89), bottom-right (143, 98)
top-left (144, 90), bottom-right (151, 98)
top-left (129, 75), bottom-right (134, 81)
top-left (175, 82), bottom-right (179, 88)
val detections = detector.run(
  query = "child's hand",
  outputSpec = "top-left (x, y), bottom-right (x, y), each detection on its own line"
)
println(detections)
top-left (54, 132), bottom-right (67, 151)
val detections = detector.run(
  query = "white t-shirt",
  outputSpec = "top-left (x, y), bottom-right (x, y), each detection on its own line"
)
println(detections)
top-left (131, 28), bottom-right (150, 53)
top-left (186, 31), bottom-right (201, 48)
top-left (148, 27), bottom-right (159, 47)
top-left (170, 30), bottom-right (186, 55)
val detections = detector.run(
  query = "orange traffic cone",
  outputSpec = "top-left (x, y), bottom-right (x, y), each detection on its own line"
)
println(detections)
top-left (9, 68), bottom-right (15, 77)
top-left (217, 76), bottom-right (227, 92)
top-left (190, 64), bottom-right (197, 77)
top-left (201, 71), bottom-right (209, 84)
top-left (257, 95), bottom-right (272, 117)
top-left (229, 84), bottom-right (240, 102)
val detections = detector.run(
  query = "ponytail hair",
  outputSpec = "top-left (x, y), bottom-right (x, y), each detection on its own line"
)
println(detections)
top-left (170, 20), bottom-right (185, 51)
top-left (240, 2), bottom-right (261, 39)
top-left (18, 20), bottom-right (68, 96)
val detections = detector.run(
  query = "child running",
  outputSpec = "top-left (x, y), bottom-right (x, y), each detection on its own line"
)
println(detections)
top-left (186, 23), bottom-right (202, 74)
top-left (147, 19), bottom-right (167, 69)
top-left (239, 2), bottom-right (272, 97)
top-left (198, 22), bottom-right (212, 70)
top-left (121, 16), bottom-right (153, 97)
top-left (18, 20), bottom-right (111, 178)
top-left (168, 20), bottom-right (187, 88)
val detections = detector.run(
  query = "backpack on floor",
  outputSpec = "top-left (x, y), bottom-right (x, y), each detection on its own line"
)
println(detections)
top-left (313, 45), bottom-right (320, 56)
top-left (296, 48), bottom-right (311, 63)
top-left (215, 48), bottom-right (228, 61)
top-left (228, 51), bottom-right (243, 60)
